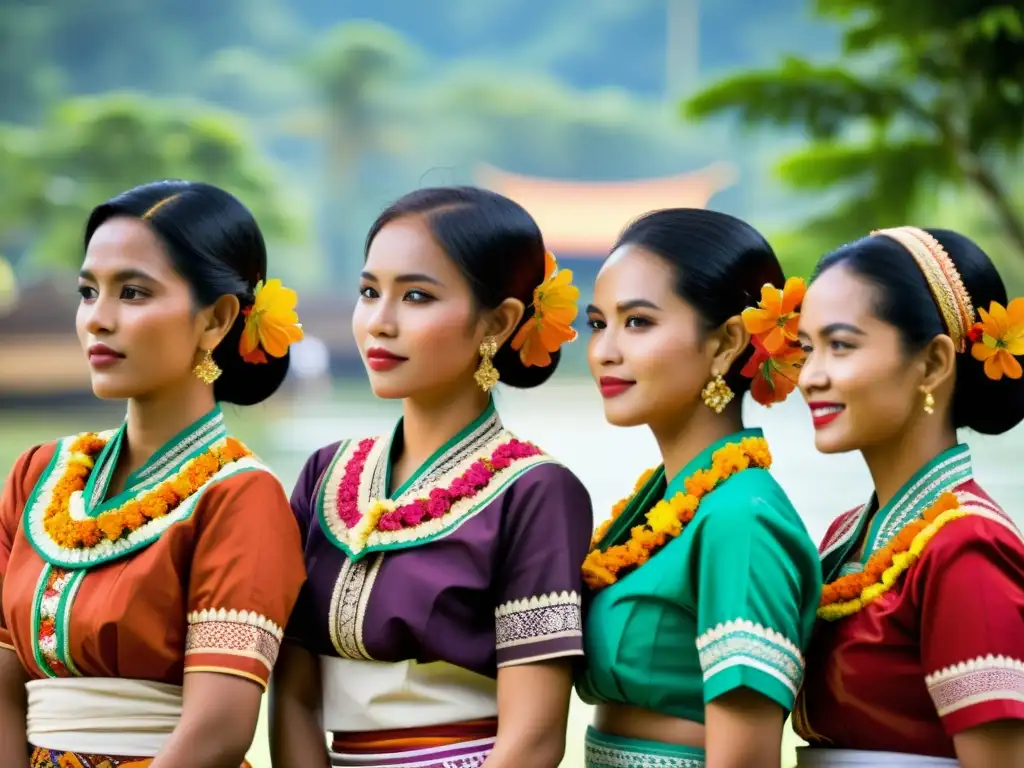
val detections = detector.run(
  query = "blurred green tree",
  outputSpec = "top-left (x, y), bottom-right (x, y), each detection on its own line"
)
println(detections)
top-left (0, 0), bottom-right (300, 121)
top-left (282, 21), bottom-right (421, 279)
top-left (684, 1), bottom-right (1024, 261)
top-left (0, 93), bottom-right (304, 271)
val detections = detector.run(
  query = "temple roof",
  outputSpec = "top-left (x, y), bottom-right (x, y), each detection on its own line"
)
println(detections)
top-left (475, 162), bottom-right (737, 255)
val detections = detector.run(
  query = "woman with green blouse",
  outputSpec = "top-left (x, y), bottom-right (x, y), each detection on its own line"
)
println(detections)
top-left (576, 209), bottom-right (822, 768)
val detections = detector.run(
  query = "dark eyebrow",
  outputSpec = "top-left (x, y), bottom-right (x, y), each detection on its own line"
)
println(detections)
top-left (585, 304), bottom-right (602, 315)
top-left (78, 268), bottom-right (157, 283)
top-left (823, 322), bottom-right (865, 336)
top-left (799, 322), bottom-right (866, 340)
top-left (360, 271), bottom-right (444, 287)
top-left (618, 298), bottom-right (660, 312)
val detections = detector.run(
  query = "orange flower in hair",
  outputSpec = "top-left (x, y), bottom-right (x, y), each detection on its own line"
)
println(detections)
top-left (741, 277), bottom-right (806, 354)
top-left (970, 298), bottom-right (1024, 380)
top-left (741, 336), bottom-right (805, 407)
top-left (240, 278), bottom-right (304, 364)
top-left (510, 251), bottom-right (580, 368)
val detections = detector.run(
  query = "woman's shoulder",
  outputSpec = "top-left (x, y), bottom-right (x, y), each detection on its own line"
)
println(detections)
top-left (2, 441), bottom-right (62, 536)
top-left (507, 451), bottom-right (586, 490)
top-left (195, 439), bottom-right (291, 514)
top-left (920, 481), bottom-right (1023, 560)
top-left (496, 443), bottom-right (593, 524)
top-left (694, 469), bottom-right (819, 565)
top-left (702, 466), bottom-right (801, 525)
top-left (7, 440), bottom-right (61, 486)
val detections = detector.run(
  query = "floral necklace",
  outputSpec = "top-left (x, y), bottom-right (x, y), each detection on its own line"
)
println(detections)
top-left (334, 436), bottom-right (543, 551)
top-left (582, 436), bottom-right (772, 590)
top-left (43, 432), bottom-right (251, 550)
top-left (818, 491), bottom-right (971, 620)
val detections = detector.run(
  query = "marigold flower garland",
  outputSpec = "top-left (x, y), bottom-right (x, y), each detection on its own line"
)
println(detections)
top-left (336, 437), bottom-right (543, 549)
top-left (582, 437), bottom-right (772, 590)
top-left (818, 492), bottom-right (971, 620)
top-left (44, 434), bottom-right (251, 549)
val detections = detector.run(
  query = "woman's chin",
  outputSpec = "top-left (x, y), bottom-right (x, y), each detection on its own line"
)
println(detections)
top-left (600, 400), bottom-right (646, 429)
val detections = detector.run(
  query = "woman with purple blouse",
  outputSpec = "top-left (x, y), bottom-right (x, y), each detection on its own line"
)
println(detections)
top-left (269, 186), bottom-right (594, 768)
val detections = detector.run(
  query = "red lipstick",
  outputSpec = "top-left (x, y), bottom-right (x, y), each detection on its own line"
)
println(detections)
top-left (808, 401), bottom-right (845, 429)
top-left (87, 343), bottom-right (125, 369)
top-left (366, 347), bottom-right (407, 372)
top-left (599, 376), bottom-right (635, 399)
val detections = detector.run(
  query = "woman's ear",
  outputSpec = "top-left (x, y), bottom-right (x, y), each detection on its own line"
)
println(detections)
top-left (708, 314), bottom-right (751, 375)
top-left (919, 332), bottom-right (957, 401)
top-left (485, 297), bottom-right (527, 347)
top-left (198, 294), bottom-right (241, 352)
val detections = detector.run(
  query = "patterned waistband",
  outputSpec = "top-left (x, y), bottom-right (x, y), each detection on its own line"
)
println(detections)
top-left (29, 748), bottom-right (252, 768)
top-left (30, 749), bottom-right (151, 768)
top-left (585, 726), bottom-right (705, 767)
top-left (329, 736), bottom-right (494, 767)
top-left (331, 718), bottom-right (498, 753)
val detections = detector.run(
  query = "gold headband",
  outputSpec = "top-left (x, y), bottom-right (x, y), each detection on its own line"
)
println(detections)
top-left (872, 226), bottom-right (975, 352)
top-left (141, 194), bottom-right (181, 220)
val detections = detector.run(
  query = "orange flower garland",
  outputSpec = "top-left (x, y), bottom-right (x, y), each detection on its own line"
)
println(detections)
top-left (582, 437), bottom-right (772, 590)
top-left (818, 492), bottom-right (971, 620)
top-left (44, 433), bottom-right (251, 549)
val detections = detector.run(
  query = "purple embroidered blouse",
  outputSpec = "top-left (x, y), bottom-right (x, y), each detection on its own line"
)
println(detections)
top-left (285, 403), bottom-right (594, 677)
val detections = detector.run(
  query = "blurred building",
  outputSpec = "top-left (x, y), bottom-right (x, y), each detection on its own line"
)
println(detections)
top-left (475, 162), bottom-right (736, 303)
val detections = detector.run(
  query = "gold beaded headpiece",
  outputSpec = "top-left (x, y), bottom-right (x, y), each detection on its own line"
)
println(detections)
top-left (872, 226), bottom-right (975, 353)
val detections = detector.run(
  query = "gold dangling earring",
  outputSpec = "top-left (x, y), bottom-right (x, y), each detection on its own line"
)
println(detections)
top-left (474, 336), bottom-right (499, 393)
top-left (701, 373), bottom-right (734, 414)
top-left (193, 349), bottom-right (222, 385)
top-left (922, 388), bottom-right (935, 415)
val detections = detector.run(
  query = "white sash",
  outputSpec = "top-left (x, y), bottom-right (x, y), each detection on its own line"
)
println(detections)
top-left (320, 657), bottom-right (497, 731)
top-left (27, 677), bottom-right (182, 756)
top-left (797, 748), bottom-right (958, 767)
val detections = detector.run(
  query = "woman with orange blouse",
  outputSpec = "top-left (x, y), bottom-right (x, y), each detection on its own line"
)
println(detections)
top-left (0, 180), bottom-right (307, 767)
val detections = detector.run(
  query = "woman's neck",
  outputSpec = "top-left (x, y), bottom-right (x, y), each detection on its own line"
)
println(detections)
top-left (861, 418), bottom-right (958, 509)
top-left (393, 387), bottom-right (490, 489)
top-left (124, 383), bottom-right (217, 476)
top-left (653, 401), bottom-right (744, 484)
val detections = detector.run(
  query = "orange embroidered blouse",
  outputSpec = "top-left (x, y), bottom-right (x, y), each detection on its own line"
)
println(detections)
top-left (0, 408), bottom-right (306, 691)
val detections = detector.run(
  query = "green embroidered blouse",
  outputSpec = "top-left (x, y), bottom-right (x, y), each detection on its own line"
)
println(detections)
top-left (576, 429), bottom-right (823, 722)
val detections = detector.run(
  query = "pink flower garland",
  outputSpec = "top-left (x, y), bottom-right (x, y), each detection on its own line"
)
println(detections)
top-left (335, 437), bottom-right (542, 533)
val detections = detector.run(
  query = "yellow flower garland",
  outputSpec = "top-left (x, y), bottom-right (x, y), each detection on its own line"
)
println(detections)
top-left (818, 498), bottom-right (972, 620)
top-left (582, 437), bottom-right (771, 590)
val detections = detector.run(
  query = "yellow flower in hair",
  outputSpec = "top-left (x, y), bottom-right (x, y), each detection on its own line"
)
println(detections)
top-left (510, 251), bottom-right (580, 368)
top-left (239, 278), bottom-right (304, 364)
top-left (970, 298), bottom-right (1024, 380)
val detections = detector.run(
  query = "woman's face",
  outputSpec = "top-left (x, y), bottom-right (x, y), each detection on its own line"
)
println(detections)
top-left (77, 217), bottom-right (212, 401)
top-left (586, 245), bottom-right (716, 429)
top-left (353, 215), bottom-right (488, 402)
top-left (797, 264), bottom-right (927, 454)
